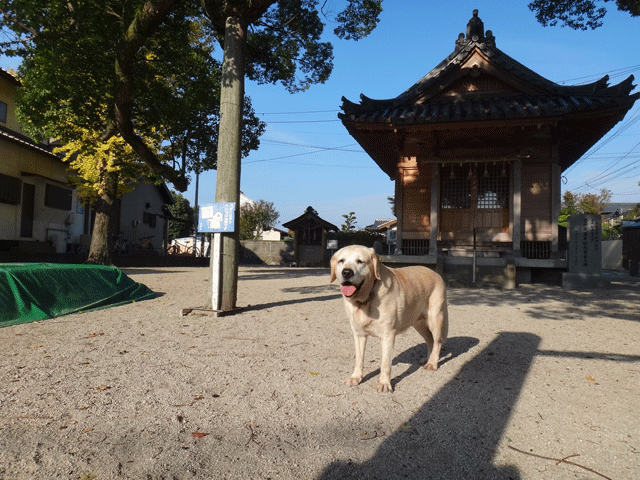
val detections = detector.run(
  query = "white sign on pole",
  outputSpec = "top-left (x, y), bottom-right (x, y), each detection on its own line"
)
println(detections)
top-left (199, 202), bottom-right (236, 233)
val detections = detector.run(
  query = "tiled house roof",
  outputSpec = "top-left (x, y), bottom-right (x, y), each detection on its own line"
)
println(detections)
top-left (0, 124), bottom-right (61, 160)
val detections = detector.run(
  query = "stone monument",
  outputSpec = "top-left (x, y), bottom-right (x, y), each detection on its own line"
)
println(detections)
top-left (563, 214), bottom-right (608, 289)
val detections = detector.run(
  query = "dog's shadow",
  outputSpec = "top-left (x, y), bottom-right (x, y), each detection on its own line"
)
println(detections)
top-left (361, 336), bottom-right (480, 388)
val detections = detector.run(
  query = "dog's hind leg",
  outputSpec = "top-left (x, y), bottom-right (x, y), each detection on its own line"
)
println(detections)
top-left (425, 303), bottom-right (448, 370)
top-left (413, 316), bottom-right (436, 368)
top-left (414, 306), bottom-right (447, 371)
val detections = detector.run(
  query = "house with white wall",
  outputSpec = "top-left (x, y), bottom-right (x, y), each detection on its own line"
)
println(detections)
top-left (1, 67), bottom-right (173, 255)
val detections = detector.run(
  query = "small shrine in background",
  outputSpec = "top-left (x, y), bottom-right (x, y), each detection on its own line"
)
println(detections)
top-left (282, 206), bottom-right (338, 267)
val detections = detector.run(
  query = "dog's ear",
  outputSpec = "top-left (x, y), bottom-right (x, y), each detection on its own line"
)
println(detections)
top-left (369, 248), bottom-right (381, 280)
top-left (330, 253), bottom-right (337, 283)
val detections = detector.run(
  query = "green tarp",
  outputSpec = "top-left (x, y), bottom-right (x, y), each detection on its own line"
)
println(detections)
top-left (0, 263), bottom-right (156, 326)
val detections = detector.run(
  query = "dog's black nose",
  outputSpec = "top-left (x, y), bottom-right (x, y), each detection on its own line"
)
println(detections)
top-left (342, 268), bottom-right (354, 280)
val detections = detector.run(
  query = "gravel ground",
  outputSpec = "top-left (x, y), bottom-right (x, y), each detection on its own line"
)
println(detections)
top-left (1, 265), bottom-right (639, 480)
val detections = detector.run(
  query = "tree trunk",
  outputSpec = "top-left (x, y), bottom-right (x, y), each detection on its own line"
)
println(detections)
top-left (210, 15), bottom-right (246, 311)
top-left (86, 169), bottom-right (119, 265)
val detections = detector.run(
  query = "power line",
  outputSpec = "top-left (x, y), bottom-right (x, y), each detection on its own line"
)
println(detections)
top-left (243, 142), bottom-right (366, 165)
top-left (258, 109), bottom-right (338, 115)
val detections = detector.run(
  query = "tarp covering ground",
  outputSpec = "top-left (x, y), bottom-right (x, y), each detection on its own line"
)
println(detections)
top-left (0, 263), bottom-right (156, 326)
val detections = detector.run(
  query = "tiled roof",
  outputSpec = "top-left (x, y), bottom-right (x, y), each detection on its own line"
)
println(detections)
top-left (0, 124), bottom-right (61, 160)
top-left (338, 10), bottom-right (639, 176)
top-left (340, 29), bottom-right (638, 126)
top-left (341, 86), bottom-right (637, 126)
top-left (282, 206), bottom-right (339, 231)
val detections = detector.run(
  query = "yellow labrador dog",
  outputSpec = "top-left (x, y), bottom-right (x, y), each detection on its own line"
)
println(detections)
top-left (331, 245), bottom-right (448, 392)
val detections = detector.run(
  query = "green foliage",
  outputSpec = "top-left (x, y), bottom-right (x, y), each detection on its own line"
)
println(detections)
top-left (528, 0), bottom-right (639, 30)
top-left (341, 212), bottom-right (357, 232)
top-left (560, 189), bottom-right (619, 240)
top-left (602, 223), bottom-right (621, 240)
top-left (239, 200), bottom-right (280, 240)
top-left (203, 0), bottom-right (384, 93)
top-left (334, 0), bottom-right (383, 40)
top-left (331, 229), bottom-right (385, 248)
top-left (1, 0), bottom-right (264, 189)
top-left (167, 191), bottom-right (195, 241)
top-left (560, 189), bottom-right (611, 217)
top-left (623, 204), bottom-right (640, 220)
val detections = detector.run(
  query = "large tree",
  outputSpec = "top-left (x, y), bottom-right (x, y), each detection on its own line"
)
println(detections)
top-left (201, 0), bottom-right (383, 310)
top-left (528, 0), bottom-right (639, 30)
top-left (0, 0), bottom-right (264, 264)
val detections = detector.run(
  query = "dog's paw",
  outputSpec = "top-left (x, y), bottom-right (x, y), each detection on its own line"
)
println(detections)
top-left (376, 381), bottom-right (393, 393)
top-left (422, 362), bottom-right (438, 371)
top-left (344, 376), bottom-right (362, 387)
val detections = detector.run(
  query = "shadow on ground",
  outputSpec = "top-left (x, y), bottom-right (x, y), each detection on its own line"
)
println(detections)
top-left (319, 332), bottom-right (540, 480)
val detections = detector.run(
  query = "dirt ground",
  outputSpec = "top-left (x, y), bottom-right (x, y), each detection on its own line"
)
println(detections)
top-left (1, 265), bottom-right (639, 479)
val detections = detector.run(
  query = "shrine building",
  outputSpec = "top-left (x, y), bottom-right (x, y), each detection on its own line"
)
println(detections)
top-left (339, 10), bottom-right (639, 286)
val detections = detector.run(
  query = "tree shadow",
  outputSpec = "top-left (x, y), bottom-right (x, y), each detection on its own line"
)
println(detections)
top-left (239, 267), bottom-right (329, 281)
top-left (319, 332), bottom-right (540, 479)
top-left (242, 293), bottom-right (342, 312)
top-left (448, 284), bottom-right (640, 323)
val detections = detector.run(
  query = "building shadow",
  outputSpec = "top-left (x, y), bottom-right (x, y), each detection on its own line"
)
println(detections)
top-left (358, 336), bottom-right (480, 389)
top-left (318, 332), bottom-right (540, 480)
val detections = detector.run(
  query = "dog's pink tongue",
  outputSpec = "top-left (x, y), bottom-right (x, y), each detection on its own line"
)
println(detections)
top-left (341, 285), bottom-right (357, 297)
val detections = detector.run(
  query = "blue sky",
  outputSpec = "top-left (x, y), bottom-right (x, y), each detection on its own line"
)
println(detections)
top-left (3, 2), bottom-right (639, 229)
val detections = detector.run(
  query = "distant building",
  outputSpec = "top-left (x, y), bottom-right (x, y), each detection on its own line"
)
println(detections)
top-left (283, 206), bottom-right (338, 266)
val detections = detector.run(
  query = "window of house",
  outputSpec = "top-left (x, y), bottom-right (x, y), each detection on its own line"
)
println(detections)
top-left (0, 173), bottom-right (21, 204)
top-left (44, 183), bottom-right (73, 210)
top-left (0, 101), bottom-right (7, 123)
top-left (143, 211), bottom-right (157, 228)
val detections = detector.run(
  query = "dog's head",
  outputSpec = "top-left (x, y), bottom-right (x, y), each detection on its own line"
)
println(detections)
top-left (330, 245), bottom-right (381, 302)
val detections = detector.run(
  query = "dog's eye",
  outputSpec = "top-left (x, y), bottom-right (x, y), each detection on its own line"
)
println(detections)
top-left (338, 259), bottom-right (345, 265)
top-left (356, 259), bottom-right (364, 265)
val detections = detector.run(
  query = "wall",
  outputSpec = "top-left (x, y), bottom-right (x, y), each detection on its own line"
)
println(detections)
top-left (399, 157), bottom-right (431, 239)
top-left (119, 182), bottom-right (166, 252)
top-left (602, 240), bottom-right (623, 270)
top-left (240, 240), bottom-right (294, 265)
top-left (521, 164), bottom-right (552, 241)
top-left (623, 226), bottom-right (640, 269)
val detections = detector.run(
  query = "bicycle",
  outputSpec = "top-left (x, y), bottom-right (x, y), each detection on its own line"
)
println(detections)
top-left (113, 234), bottom-right (135, 254)
top-left (132, 235), bottom-right (155, 252)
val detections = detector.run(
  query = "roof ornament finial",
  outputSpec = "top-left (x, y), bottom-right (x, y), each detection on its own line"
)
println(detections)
top-left (456, 9), bottom-right (495, 50)
top-left (466, 9), bottom-right (484, 41)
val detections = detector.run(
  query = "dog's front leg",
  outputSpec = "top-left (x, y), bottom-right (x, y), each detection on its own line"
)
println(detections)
top-left (377, 332), bottom-right (396, 393)
top-left (345, 333), bottom-right (367, 386)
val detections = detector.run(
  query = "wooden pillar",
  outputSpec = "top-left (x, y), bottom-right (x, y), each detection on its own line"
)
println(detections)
top-left (512, 160), bottom-right (521, 255)
top-left (429, 162), bottom-right (440, 256)
top-left (395, 171), bottom-right (403, 254)
top-left (551, 162), bottom-right (561, 253)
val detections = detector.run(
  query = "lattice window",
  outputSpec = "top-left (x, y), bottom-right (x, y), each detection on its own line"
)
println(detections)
top-left (441, 162), bottom-right (509, 210)
top-left (441, 164), bottom-right (471, 209)
top-left (402, 239), bottom-right (429, 255)
top-left (521, 241), bottom-right (551, 259)
top-left (477, 163), bottom-right (509, 209)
